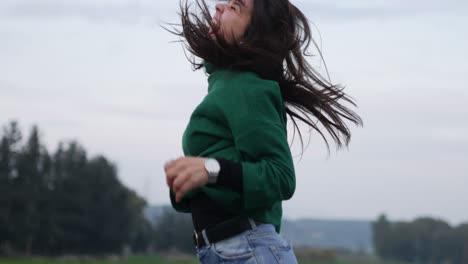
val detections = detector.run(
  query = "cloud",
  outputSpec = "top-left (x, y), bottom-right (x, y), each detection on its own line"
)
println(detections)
top-left (0, 0), bottom-right (175, 24)
top-left (0, 80), bottom-right (23, 96)
top-left (294, 0), bottom-right (467, 21)
top-left (2, 0), bottom-right (467, 25)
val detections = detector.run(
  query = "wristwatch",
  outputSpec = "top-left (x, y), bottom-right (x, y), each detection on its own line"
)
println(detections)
top-left (204, 158), bottom-right (220, 184)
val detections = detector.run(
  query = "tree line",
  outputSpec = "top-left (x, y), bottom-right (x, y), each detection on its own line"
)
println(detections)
top-left (373, 214), bottom-right (468, 263)
top-left (0, 121), bottom-right (160, 256)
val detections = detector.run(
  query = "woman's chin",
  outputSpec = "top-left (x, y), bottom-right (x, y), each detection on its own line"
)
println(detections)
top-left (209, 32), bottom-right (218, 41)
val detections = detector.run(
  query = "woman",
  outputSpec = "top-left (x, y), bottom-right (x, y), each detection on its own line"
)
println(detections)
top-left (164, 0), bottom-right (362, 263)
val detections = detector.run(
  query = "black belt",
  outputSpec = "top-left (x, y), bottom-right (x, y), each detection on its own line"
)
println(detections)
top-left (192, 216), bottom-right (261, 248)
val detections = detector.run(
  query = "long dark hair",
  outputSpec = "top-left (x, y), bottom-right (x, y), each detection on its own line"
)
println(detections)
top-left (167, 0), bottom-right (363, 153)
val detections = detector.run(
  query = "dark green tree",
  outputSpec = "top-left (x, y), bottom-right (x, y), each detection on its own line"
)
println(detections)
top-left (372, 214), bottom-right (391, 258)
top-left (389, 222), bottom-right (416, 262)
top-left (432, 225), bottom-right (457, 263)
top-left (81, 156), bottom-right (148, 254)
top-left (411, 217), bottom-right (451, 263)
top-left (47, 141), bottom-right (89, 254)
top-left (453, 223), bottom-right (468, 264)
top-left (11, 125), bottom-right (51, 255)
top-left (0, 121), bottom-right (23, 254)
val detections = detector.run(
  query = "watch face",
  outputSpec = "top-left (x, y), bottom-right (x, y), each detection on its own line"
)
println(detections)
top-left (205, 159), bottom-right (220, 184)
top-left (206, 159), bottom-right (220, 174)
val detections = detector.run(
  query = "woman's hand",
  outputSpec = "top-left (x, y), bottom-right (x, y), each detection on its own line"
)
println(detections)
top-left (164, 157), bottom-right (209, 203)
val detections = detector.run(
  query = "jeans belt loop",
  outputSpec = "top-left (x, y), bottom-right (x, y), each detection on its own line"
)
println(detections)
top-left (193, 230), bottom-right (200, 248)
top-left (248, 217), bottom-right (257, 230)
top-left (201, 229), bottom-right (210, 246)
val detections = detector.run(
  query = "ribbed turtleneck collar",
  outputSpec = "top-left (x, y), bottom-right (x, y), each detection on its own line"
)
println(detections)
top-left (203, 61), bottom-right (217, 75)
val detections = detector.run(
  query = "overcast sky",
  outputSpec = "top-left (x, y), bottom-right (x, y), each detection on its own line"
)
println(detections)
top-left (1, 0), bottom-right (467, 225)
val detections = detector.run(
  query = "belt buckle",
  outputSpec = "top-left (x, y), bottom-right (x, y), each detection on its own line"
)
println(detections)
top-left (193, 230), bottom-right (200, 248)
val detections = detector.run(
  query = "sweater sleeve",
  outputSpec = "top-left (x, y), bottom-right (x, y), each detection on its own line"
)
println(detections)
top-left (222, 79), bottom-right (296, 211)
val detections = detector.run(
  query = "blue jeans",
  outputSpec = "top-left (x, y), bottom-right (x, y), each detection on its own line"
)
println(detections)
top-left (195, 221), bottom-right (298, 264)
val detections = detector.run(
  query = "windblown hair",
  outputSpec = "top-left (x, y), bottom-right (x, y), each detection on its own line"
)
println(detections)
top-left (168, 0), bottom-right (363, 153)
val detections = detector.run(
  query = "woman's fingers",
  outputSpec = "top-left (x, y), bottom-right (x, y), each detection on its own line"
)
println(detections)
top-left (165, 156), bottom-right (208, 202)
top-left (165, 157), bottom-right (186, 187)
top-left (176, 178), bottom-right (195, 203)
top-left (172, 170), bottom-right (191, 193)
top-left (164, 159), bottom-right (175, 171)
top-left (175, 169), bottom-right (209, 202)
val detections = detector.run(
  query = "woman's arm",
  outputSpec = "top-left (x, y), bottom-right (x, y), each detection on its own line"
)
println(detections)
top-left (220, 78), bottom-right (296, 211)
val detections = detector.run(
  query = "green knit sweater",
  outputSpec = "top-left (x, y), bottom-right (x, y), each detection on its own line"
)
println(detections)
top-left (169, 63), bottom-right (296, 233)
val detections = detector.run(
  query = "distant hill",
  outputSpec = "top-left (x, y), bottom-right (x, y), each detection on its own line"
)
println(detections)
top-left (145, 205), bottom-right (373, 253)
top-left (281, 218), bottom-right (373, 254)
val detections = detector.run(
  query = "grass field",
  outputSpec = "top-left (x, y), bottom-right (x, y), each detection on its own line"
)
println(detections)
top-left (0, 256), bottom-right (409, 264)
